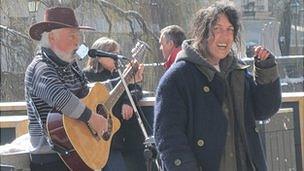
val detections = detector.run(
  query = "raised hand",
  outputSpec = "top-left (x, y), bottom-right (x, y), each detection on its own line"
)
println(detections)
top-left (254, 46), bottom-right (271, 61)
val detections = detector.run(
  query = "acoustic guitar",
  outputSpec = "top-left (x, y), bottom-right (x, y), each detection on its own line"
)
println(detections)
top-left (46, 41), bottom-right (147, 171)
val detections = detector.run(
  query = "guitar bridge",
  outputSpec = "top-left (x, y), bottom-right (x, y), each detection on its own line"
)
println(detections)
top-left (102, 118), bottom-right (113, 141)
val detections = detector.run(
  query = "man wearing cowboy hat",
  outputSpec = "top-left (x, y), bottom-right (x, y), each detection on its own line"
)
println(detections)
top-left (25, 7), bottom-right (107, 171)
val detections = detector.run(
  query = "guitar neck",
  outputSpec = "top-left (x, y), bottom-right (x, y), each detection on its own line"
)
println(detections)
top-left (104, 65), bottom-right (137, 109)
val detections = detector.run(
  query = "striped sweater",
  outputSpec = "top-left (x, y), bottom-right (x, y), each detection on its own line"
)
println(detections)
top-left (25, 47), bottom-right (91, 154)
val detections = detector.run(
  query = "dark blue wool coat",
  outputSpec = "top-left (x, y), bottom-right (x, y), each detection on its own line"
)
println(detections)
top-left (153, 41), bottom-right (281, 171)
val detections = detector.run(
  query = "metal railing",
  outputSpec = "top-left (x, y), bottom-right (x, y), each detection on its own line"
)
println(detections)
top-left (0, 92), bottom-right (303, 170)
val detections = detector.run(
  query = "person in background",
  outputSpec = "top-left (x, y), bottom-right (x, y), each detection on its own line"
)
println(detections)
top-left (154, 1), bottom-right (281, 171)
top-left (83, 37), bottom-right (145, 171)
top-left (159, 25), bottom-right (186, 69)
top-left (25, 7), bottom-right (107, 171)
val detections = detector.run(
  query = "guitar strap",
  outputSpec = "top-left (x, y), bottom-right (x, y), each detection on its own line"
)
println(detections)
top-left (26, 89), bottom-right (54, 148)
top-left (26, 51), bottom-right (77, 155)
top-left (27, 92), bottom-right (45, 134)
top-left (27, 88), bottom-right (73, 155)
top-left (26, 52), bottom-right (52, 145)
top-left (42, 50), bottom-right (89, 98)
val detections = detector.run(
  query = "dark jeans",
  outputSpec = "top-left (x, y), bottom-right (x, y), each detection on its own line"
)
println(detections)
top-left (30, 153), bottom-right (69, 171)
top-left (103, 150), bottom-right (127, 171)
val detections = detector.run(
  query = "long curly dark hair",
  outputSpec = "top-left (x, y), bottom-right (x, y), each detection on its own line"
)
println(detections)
top-left (190, 1), bottom-right (242, 57)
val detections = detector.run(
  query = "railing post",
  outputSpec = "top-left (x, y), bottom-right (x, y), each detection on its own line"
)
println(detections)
top-left (299, 97), bottom-right (304, 169)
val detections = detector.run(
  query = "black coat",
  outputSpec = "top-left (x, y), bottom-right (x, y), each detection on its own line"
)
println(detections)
top-left (153, 41), bottom-right (281, 171)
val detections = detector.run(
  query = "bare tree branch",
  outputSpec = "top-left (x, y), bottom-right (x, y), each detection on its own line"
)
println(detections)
top-left (0, 25), bottom-right (31, 41)
top-left (97, 0), bottom-right (159, 42)
top-left (99, 4), bottom-right (113, 37)
top-left (126, 17), bottom-right (136, 41)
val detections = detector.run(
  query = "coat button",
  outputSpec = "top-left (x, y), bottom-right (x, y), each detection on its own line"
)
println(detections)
top-left (202, 86), bottom-right (210, 93)
top-left (223, 106), bottom-right (229, 114)
top-left (229, 153), bottom-right (234, 157)
top-left (197, 139), bottom-right (205, 147)
top-left (174, 159), bottom-right (182, 166)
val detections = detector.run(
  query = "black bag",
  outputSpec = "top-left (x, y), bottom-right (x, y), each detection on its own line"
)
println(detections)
top-left (30, 153), bottom-right (69, 171)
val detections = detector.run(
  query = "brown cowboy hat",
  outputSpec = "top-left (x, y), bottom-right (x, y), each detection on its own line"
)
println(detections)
top-left (29, 7), bottom-right (95, 41)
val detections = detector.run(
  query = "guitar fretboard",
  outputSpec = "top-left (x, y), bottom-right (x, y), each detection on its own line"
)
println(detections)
top-left (104, 64), bottom-right (138, 109)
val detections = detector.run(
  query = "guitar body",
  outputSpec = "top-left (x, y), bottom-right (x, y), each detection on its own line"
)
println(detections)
top-left (47, 113), bottom-right (92, 171)
top-left (47, 82), bottom-right (121, 170)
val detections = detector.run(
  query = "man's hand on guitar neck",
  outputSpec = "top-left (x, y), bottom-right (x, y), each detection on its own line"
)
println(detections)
top-left (123, 62), bottom-right (144, 84)
top-left (87, 112), bottom-right (108, 136)
top-left (134, 63), bottom-right (144, 83)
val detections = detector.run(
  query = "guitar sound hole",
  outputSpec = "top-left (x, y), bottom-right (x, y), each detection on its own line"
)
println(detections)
top-left (96, 104), bottom-right (113, 141)
top-left (96, 104), bottom-right (107, 118)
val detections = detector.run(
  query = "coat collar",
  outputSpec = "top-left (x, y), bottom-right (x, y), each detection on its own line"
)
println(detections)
top-left (177, 40), bottom-right (250, 82)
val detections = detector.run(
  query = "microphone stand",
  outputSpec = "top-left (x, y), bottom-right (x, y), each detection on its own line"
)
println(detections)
top-left (115, 59), bottom-right (161, 171)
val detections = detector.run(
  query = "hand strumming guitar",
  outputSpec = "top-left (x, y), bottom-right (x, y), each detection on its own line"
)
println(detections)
top-left (87, 112), bottom-right (108, 136)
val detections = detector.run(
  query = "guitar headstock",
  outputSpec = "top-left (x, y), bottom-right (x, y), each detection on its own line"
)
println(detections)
top-left (121, 40), bottom-right (149, 82)
top-left (131, 40), bottom-right (149, 63)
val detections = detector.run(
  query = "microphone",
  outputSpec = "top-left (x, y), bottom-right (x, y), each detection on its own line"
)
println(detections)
top-left (88, 49), bottom-right (127, 60)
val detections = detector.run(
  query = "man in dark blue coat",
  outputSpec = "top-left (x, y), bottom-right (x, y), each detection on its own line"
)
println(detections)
top-left (153, 2), bottom-right (281, 171)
